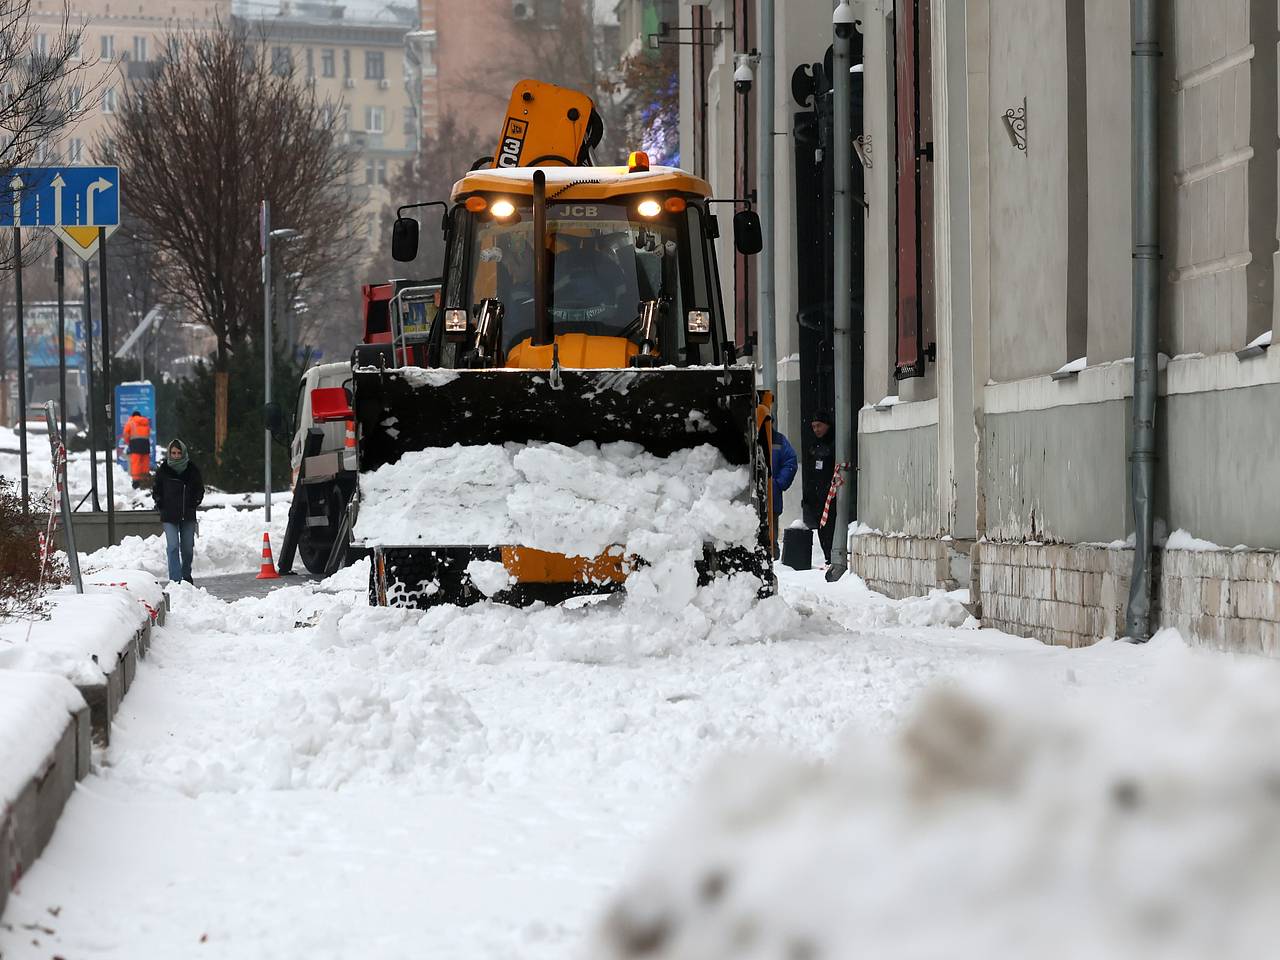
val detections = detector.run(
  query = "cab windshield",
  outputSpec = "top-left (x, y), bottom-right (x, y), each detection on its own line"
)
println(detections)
top-left (448, 200), bottom-right (716, 361)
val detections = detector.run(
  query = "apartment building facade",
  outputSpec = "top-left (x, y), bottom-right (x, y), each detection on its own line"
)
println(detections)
top-left (683, 0), bottom-right (1280, 655)
top-left (26, 0), bottom-right (231, 163)
top-left (235, 0), bottom-right (419, 249)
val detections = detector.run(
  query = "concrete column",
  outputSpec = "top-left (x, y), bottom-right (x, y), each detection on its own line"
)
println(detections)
top-left (1085, 0), bottom-right (1133, 363)
top-left (861, 3), bottom-right (895, 407)
top-left (965, 0), bottom-right (992, 536)
top-left (1250, 0), bottom-right (1278, 343)
top-left (933, 0), bottom-right (977, 539)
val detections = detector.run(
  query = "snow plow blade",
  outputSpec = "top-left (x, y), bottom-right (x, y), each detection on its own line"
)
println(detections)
top-left (353, 365), bottom-right (774, 608)
top-left (352, 365), bottom-right (762, 472)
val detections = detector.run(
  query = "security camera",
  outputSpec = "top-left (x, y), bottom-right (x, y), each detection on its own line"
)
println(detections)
top-left (833, 0), bottom-right (859, 40)
top-left (734, 54), bottom-right (755, 95)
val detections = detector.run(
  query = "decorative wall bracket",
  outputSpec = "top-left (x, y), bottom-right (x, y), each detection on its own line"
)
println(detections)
top-left (1002, 97), bottom-right (1028, 152)
top-left (853, 134), bottom-right (873, 169)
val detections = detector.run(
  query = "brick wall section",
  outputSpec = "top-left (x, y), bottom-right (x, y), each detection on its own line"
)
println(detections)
top-left (971, 542), bottom-right (1132, 648)
top-left (855, 534), bottom-right (1280, 655)
top-left (1159, 549), bottom-right (1280, 656)
top-left (849, 533), bottom-right (968, 600)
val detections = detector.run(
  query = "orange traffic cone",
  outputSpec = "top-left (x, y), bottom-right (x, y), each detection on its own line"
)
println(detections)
top-left (256, 532), bottom-right (280, 580)
top-left (344, 419), bottom-right (356, 450)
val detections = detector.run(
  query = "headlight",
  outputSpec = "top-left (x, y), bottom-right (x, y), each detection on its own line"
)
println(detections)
top-left (490, 199), bottom-right (516, 219)
top-left (444, 308), bottom-right (469, 335)
top-left (686, 309), bottom-right (711, 338)
top-left (636, 199), bottom-right (662, 218)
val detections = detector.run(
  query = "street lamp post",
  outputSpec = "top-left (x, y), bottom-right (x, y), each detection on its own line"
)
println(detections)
top-left (261, 211), bottom-right (302, 524)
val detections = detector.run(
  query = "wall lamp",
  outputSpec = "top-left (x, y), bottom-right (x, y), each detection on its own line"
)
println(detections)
top-left (1002, 97), bottom-right (1028, 152)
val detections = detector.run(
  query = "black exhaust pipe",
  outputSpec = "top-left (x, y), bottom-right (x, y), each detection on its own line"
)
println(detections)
top-left (532, 169), bottom-right (551, 347)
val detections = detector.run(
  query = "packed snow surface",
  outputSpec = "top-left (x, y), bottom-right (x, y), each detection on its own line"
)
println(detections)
top-left (354, 441), bottom-right (759, 567)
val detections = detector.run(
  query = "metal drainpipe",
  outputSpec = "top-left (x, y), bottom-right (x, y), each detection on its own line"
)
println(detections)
top-left (1126, 0), bottom-right (1160, 640)
top-left (758, 0), bottom-right (777, 397)
top-left (827, 0), bottom-right (856, 580)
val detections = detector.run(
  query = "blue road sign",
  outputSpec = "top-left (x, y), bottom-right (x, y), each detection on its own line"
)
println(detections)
top-left (0, 166), bottom-right (121, 228)
top-left (114, 381), bottom-right (157, 472)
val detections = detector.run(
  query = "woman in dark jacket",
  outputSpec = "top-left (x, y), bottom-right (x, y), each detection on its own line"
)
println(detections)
top-left (154, 439), bottom-right (205, 584)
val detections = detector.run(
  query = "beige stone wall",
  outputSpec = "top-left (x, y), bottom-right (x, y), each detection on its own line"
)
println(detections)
top-left (848, 532), bottom-right (970, 601)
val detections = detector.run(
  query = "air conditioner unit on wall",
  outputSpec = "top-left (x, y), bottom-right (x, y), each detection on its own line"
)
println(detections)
top-left (344, 77), bottom-right (355, 88)
top-left (511, 0), bottom-right (534, 21)
top-left (378, 78), bottom-right (389, 89)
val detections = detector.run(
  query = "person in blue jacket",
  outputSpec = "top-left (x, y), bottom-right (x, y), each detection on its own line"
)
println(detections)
top-left (771, 425), bottom-right (798, 555)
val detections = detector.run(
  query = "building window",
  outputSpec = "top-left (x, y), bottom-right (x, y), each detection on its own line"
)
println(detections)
top-left (365, 158), bottom-right (375, 184)
top-left (365, 106), bottom-right (384, 133)
top-left (166, 36), bottom-right (181, 62)
top-left (69, 138), bottom-right (83, 162)
top-left (34, 33), bottom-right (48, 56)
top-left (68, 37), bottom-right (81, 61)
top-left (68, 86), bottom-right (81, 111)
top-left (342, 48), bottom-right (350, 79)
top-left (133, 35), bottom-right (147, 62)
top-left (272, 46), bottom-right (292, 76)
top-left (365, 50), bottom-right (384, 79)
top-left (102, 86), bottom-right (116, 113)
top-left (100, 34), bottom-right (114, 59)
top-left (321, 48), bottom-right (335, 77)
top-left (305, 47), bottom-right (314, 78)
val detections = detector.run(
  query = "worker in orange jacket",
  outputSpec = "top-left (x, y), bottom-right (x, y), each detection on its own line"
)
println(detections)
top-left (122, 409), bottom-right (152, 488)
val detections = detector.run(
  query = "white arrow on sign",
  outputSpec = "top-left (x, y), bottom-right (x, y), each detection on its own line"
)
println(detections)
top-left (9, 176), bottom-right (21, 226)
top-left (50, 173), bottom-right (65, 225)
top-left (86, 177), bottom-right (112, 226)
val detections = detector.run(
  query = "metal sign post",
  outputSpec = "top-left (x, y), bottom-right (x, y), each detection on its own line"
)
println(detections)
top-left (12, 214), bottom-right (28, 512)
top-left (44, 400), bottom-right (82, 593)
top-left (261, 199), bottom-right (272, 523)
top-left (82, 258), bottom-right (99, 510)
top-left (99, 227), bottom-right (114, 543)
top-left (55, 240), bottom-right (66, 440)
top-left (1, 166), bottom-right (121, 527)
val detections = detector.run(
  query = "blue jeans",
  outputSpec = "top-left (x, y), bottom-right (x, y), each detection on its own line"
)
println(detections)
top-left (164, 521), bottom-right (196, 583)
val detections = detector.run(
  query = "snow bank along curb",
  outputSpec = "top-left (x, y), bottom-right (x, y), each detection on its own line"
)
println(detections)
top-left (0, 570), bottom-right (165, 742)
top-left (0, 673), bottom-right (90, 921)
top-left (590, 636), bottom-right (1280, 958)
top-left (0, 571), bottom-right (164, 918)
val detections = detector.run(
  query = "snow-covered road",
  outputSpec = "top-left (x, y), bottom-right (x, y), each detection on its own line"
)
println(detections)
top-left (0, 549), bottom-right (1129, 960)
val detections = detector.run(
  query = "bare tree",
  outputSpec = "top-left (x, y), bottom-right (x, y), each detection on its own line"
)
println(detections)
top-left (104, 20), bottom-right (359, 455)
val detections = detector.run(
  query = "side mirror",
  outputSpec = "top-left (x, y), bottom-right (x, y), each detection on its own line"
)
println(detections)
top-left (263, 401), bottom-right (288, 443)
top-left (733, 210), bottom-right (763, 255)
top-left (391, 216), bottom-right (420, 262)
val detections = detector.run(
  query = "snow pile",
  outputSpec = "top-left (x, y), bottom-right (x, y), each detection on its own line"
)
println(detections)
top-left (0, 671), bottom-right (84, 807)
top-left (82, 503), bottom-right (291, 578)
top-left (1162, 528), bottom-right (1223, 552)
top-left (779, 566), bottom-right (973, 631)
top-left (355, 441), bottom-right (759, 564)
top-left (0, 589), bottom-right (145, 686)
top-left (245, 677), bottom-right (485, 791)
top-left (590, 632), bottom-right (1280, 960)
top-left (415, 572), bottom-right (801, 664)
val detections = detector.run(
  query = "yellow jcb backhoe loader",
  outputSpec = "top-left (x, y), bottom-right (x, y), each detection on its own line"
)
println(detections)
top-left (349, 80), bottom-right (775, 607)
